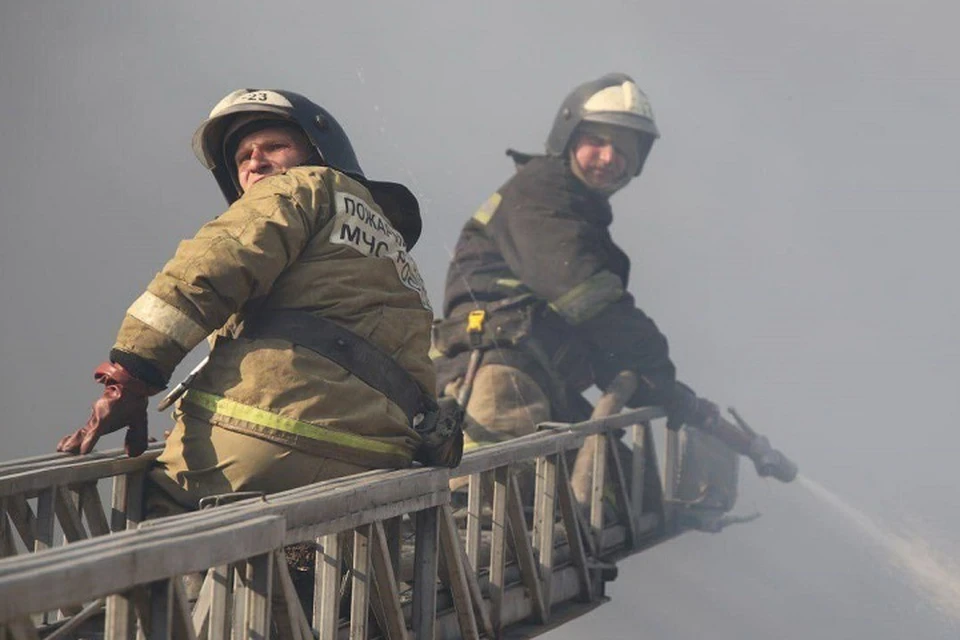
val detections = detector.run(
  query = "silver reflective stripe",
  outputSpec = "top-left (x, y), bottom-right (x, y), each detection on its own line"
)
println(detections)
top-left (548, 270), bottom-right (624, 325)
top-left (126, 292), bottom-right (209, 351)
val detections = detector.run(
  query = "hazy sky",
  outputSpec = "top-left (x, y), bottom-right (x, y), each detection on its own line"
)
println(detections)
top-left (2, 1), bottom-right (958, 637)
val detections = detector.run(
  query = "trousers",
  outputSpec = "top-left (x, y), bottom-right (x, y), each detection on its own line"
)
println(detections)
top-left (145, 409), bottom-right (372, 519)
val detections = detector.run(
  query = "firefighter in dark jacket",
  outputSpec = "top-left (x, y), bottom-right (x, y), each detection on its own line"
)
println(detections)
top-left (433, 73), bottom-right (738, 513)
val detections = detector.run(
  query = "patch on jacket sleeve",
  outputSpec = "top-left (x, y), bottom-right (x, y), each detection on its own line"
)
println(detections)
top-left (330, 191), bottom-right (432, 311)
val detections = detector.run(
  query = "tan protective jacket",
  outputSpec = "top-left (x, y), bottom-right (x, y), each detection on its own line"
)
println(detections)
top-left (113, 166), bottom-right (435, 468)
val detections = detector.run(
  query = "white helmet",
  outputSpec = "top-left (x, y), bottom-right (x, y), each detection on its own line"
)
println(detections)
top-left (546, 73), bottom-right (659, 177)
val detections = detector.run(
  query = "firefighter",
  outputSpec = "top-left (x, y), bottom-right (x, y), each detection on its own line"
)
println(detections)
top-left (433, 73), bottom-right (737, 515)
top-left (57, 89), bottom-right (460, 517)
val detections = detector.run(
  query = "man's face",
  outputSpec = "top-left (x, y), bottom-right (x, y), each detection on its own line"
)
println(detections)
top-left (570, 125), bottom-right (639, 191)
top-left (234, 126), bottom-right (312, 193)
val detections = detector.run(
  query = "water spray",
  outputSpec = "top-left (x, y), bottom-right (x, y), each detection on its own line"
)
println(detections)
top-left (798, 475), bottom-right (960, 624)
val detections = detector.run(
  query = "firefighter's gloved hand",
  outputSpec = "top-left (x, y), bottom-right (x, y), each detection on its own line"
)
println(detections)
top-left (666, 381), bottom-right (720, 431)
top-left (57, 362), bottom-right (162, 457)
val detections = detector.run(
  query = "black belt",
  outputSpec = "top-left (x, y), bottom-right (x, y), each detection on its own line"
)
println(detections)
top-left (242, 309), bottom-right (430, 425)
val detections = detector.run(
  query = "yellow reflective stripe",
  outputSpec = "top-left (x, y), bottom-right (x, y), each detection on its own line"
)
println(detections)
top-left (462, 431), bottom-right (492, 452)
top-left (183, 389), bottom-right (409, 457)
top-left (428, 345), bottom-right (445, 360)
top-left (494, 278), bottom-right (525, 290)
top-left (471, 192), bottom-right (502, 226)
top-left (548, 270), bottom-right (624, 325)
top-left (463, 431), bottom-right (504, 451)
top-left (127, 292), bottom-right (208, 351)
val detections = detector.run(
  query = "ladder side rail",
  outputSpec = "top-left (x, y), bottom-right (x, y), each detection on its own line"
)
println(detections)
top-left (0, 452), bottom-right (160, 499)
top-left (0, 445), bottom-right (164, 477)
top-left (0, 513), bottom-right (286, 625)
top-left (451, 405), bottom-right (665, 481)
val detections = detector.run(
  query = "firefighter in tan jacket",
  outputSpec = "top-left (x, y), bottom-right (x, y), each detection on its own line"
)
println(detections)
top-left (57, 89), bottom-right (459, 516)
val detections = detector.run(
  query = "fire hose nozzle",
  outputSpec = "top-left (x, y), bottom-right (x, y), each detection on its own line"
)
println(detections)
top-left (748, 435), bottom-right (798, 483)
top-left (726, 407), bottom-right (798, 483)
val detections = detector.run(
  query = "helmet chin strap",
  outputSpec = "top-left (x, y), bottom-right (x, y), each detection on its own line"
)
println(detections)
top-left (568, 150), bottom-right (633, 196)
top-left (303, 150), bottom-right (324, 167)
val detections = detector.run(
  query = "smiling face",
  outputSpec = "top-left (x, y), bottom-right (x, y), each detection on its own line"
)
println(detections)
top-left (233, 125), bottom-right (312, 193)
top-left (568, 123), bottom-right (641, 193)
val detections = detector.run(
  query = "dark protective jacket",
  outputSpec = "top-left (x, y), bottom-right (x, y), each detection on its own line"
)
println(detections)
top-left (112, 166), bottom-right (436, 469)
top-left (436, 154), bottom-right (676, 409)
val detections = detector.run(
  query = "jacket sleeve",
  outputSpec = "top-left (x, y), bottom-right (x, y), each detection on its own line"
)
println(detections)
top-left (111, 168), bottom-right (332, 384)
top-left (579, 294), bottom-right (676, 407)
top-left (486, 192), bottom-right (676, 406)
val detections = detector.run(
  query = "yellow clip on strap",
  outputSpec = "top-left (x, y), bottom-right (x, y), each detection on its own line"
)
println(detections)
top-left (467, 309), bottom-right (486, 333)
